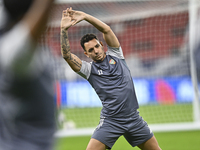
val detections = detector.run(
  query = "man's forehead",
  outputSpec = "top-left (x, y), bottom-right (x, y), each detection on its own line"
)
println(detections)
top-left (84, 39), bottom-right (100, 49)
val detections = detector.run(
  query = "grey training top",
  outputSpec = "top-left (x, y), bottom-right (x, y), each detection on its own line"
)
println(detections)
top-left (78, 46), bottom-right (139, 118)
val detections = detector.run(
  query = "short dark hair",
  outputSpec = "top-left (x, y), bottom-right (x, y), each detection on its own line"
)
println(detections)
top-left (3, 0), bottom-right (33, 21)
top-left (80, 33), bottom-right (98, 51)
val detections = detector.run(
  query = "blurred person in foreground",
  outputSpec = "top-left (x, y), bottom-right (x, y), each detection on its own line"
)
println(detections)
top-left (0, 0), bottom-right (56, 149)
top-left (60, 7), bottom-right (161, 150)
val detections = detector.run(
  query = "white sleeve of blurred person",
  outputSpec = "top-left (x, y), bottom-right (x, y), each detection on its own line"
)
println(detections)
top-left (0, 0), bottom-right (54, 77)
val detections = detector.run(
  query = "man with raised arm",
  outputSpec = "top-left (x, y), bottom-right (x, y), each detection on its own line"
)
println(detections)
top-left (60, 8), bottom-right (161, 150)
top-left (0, 0), bottom-right (56, 149)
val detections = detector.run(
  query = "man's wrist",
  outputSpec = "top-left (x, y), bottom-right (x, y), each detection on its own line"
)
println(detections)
top-left (61, 27), bottom-right (68, 31)
top-left (84, 13), bottom-right (90, 21)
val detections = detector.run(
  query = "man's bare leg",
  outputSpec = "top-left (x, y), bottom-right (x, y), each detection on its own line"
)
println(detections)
top-left (86, 138), bottom-right (108, 150)
top-left (137, 136), bottom-right (161, 150)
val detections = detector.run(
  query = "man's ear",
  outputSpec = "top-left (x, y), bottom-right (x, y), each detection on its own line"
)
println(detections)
top-left (84, 51), bottom-right (89, 58)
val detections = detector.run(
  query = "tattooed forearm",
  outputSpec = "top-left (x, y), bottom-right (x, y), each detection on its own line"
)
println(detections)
top-left (61, 29), bottom-right (82, 71)
top-left (61, 29), bottom-right (71, 58)
top-left (71, 57), bottom-right (82, 69)
top-left (61, 44), bottom-right (71, 59)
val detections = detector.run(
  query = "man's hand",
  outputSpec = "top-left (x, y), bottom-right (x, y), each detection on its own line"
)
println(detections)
top-left (61, 8), bottom-right (76, 30)
top-left (67, 7), bottom-right (86, 26)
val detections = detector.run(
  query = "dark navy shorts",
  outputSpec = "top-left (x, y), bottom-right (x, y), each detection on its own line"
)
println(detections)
top-left (91, 110), bottom-right (153, 149)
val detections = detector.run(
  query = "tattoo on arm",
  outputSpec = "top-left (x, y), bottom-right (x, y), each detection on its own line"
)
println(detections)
top-left (61, 29), bottom-right (81, 69)
top-left (61, 30), bottom-right (71, 59)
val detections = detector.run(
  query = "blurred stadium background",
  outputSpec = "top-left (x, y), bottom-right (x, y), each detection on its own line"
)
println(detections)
top-left (45, 0), bottom-right (200, 136)
top-left (1, 0), bottom-right (200, 149)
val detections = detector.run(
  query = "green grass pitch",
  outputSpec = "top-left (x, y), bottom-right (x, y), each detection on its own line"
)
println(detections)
top-left (55, 103), bottom-right (199, 149)
top-left (54, 130), bottom-right (200, 150)
top-left (60, 103), bottom-right (193, 128)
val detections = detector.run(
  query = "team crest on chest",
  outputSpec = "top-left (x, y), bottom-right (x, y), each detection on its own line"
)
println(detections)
top-left (109, 59), bottom-right (116, 64)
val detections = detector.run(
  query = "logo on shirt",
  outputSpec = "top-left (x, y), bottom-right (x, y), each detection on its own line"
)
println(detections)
top-left (109, 59), bottom-right (116, 64)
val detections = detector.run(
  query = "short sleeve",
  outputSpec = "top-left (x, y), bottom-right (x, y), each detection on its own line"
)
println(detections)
top-left (77, 60), bottom-right (92, 80)
top-left (106, 46), bottom-right (124, 59)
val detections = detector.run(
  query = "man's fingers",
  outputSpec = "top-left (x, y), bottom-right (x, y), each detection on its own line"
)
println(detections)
top-left (62, 10), bottom-right (68, 17)
top-left (71, 20), bottom-right (78, 26)
top-left (66, 7), bottom-right (70, 14)
top-left (63, 9), bottom-right (71, 18)
top-left (71, 21), bottom-right (76, 26)
top-left (69, 7), bottom-right (72, 12)
top-left (62, 10), bottom-right (66, 18)
top-left (67, 7), bottom-right (75, 16)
